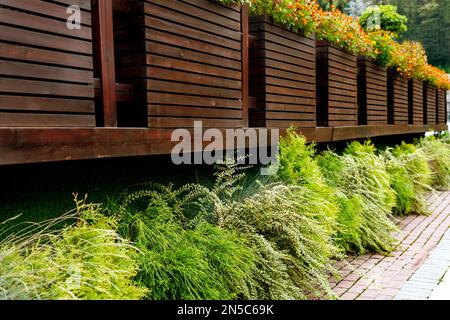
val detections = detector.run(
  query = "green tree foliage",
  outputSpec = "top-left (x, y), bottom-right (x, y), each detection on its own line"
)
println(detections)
top-left (359, 5), bottom-right (408, 37)
top-left (388, 0), bottom-right (450, 70)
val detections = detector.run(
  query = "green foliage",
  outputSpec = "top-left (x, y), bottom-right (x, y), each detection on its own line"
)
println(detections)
top-left (419, 137), bottom-right (450, 190)
top-left (114, 189), bottom-right (256, 300)
top-left (318, 141), bottom-right (398, 254)
top-left (389, 0), bottom-right (450, 71)
top-left (216, 0), bottom-right (242, 6)
top-left (125, 160), bottom-right (340, 300)
top-left (360, 5), bottom-right (408, 37)
top-left (247, 0), bottom-right (318, 35)
top-left (190, 161), bottom-right (340, 299)
top-left (384, 142), bottom-right (433, 216)
top-left (0, 198), bottom-right (146, 300)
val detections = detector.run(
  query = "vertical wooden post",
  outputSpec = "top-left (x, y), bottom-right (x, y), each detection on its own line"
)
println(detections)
top-left (96, 0), bottom-right (117, 127)
top-left (241, 4), bottom-right (249, 128)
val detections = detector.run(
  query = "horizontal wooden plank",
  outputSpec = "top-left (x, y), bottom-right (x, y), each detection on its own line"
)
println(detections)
top-left (0, 112), bottom-right (95, 127)
top-left (0, 60), bottom-right (93, 84)
top-left (0, 95), bottom-right (94, 113)
top-left (148, 117), bottom-right (243, 128)
top-left (0, 0), bottom-right (92, 25)
top-left (0, 42), bottom-right (93, 69)
top-left (0, 24), bottom-right (92, 55)
top-left (0, 7), bottom-right (92, 40)
top-left (147, 92), bottom-right (242, 109)
top-left (0, 78), bottom-right (94, 98)
top-left (146, 54), bottom-right (241, 80)
top-left (145, 28), bottom-right (241, 61)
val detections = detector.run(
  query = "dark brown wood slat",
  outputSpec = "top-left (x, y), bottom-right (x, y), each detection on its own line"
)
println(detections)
top-left (144, 16), bottom-right (241, 51)
top-left (117, 0), bottom-right (245, 129)
top-left (148, 117), bottom-right (243, 128)
top-left (146, 55), bottom-right (241, 80)
top-left (0, 43), bottom-right (93, 69)
top-left (317, 41), bottom-right (357, 127)
top-left (424, 84), bottom-right (437, 125)
top-left (0, 95), bottom-right (94, 113)
top-left (249, 16), bottom-right (316, 128)
top-left (146, 42), bottom-right (242, 70)
top-left (409, 79), bottom-right (424, 124)
top-left (145, 29), bottom-right (241, 61)
top-left (0, 8), bottom-right (92, 40)
top-left (436, 89), bottom-right (447, 124)
top-left (142, 2), bottom-right (240, 40)
top-left (388, 71), bottom-right (409, 124)
top-left (0, 25), bottom-right (92, 55)
top-left (0, 60), bottom-right (93, 84)
top-left (0, 1), bottom-right (95, 128)
top-left (0, 113), bottom-right (95, 127)
top-left (0, 0), bottom-right (92, 25)
top-left (358, 58), bottom-right (387, 125)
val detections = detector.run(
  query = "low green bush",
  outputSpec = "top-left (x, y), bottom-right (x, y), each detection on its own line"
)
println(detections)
top-left (383, 142), bottom-right (432, 216)
top-left (190, 160), bottom-right (339, 299)
top-left (419, 137), bottom-right (450, 190)
top-left (113, 188), bottom-right (256, 300)
top-left (318, 141), bottom-right (398, 254)
top-left (0, 198), bottom-right (146, 300)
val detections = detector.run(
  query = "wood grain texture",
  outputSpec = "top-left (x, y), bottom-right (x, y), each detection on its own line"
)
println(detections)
top-left (409, 79), bottom-right (424, 124)
top-left (116, 0), bottom-right (244, 129)
top-left (0, 0), bottom-right (95, 127)
top-left (357, 57), bottom-right (387, 125)
top-left (436, 89), bottom-right (447, 125)
top-left (1, 124), bottom-right (446, 166)
top-left (317, 40), bottom-right (357, 127)
top-left (424, 84), bottom-right (437, 125)
top-left (388, 70), bottom-right (408, 125)
top-left (249, 16), bottom-right (316, 128)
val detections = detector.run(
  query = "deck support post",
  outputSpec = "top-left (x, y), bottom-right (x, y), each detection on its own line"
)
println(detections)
top-left (241, 4), bottom-right (249, 128)
top-left (95, 0), bottom-right (118, 127)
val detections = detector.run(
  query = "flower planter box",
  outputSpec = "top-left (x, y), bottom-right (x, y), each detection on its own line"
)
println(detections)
top-left (436, 89), bottom-right (447, 125)
top-left (357, 57), bottom-right (387, 125)
top-left (248, 16), bottom-right (316, 128)
top-left (408, 79), bottom-right (424, 125)
top-left (316, 40), bottom-right (358, 127)
top-left (424, 84), bottom-right (437, 125)
top-left (387, 70), bottom-right (409, 125)
top-left (117, 0), bottom-right (244, 129)
top-left (0, 1), bottom-right (95, 127)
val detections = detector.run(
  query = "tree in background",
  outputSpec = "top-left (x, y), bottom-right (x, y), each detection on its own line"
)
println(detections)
top-left (359, 5), bottom-right (408, 37)
top-left (388, 0), bottom-right (450, 71)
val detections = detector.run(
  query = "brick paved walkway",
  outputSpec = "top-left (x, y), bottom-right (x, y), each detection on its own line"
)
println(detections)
top-left (331, 191), bottom-right (450, 300)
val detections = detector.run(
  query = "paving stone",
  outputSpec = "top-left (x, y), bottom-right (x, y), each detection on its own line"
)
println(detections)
top-left (333, 192), bottom-right (450, 301)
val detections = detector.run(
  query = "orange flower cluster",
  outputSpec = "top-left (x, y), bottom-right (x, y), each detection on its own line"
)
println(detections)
top-left (390, 41), bottom-right (450, 90)
top-left (249, 0), bottom-right (319, 35)
top-left (391, 41), bottom-right (428, 79)
top-left (313, 6), bottom-right (375, 57)
top-left (417, 64), bottom-right (450, 90)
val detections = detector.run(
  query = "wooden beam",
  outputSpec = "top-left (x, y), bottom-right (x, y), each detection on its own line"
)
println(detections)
top-left (96, 0), bottom-right (117, 127)
top-left (241, 4), bottom-right (249, 128)
top-left (0, 125), bottom-right (446, 166)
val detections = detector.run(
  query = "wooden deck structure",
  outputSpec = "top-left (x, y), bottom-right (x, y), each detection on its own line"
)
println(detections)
top-left (0, 0), bottom-right (448, 166)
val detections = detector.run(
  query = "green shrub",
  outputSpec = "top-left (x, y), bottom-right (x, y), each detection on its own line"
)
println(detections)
top-left (419, 137), bottom-right (450, 190)
top-left (114, 189), bottom-right (256, 300)
top-left (359, 5), bottom-right (408, 38)
top-left (278, 129), bottom-right (338, 235)
top-left (189, 161), bottom-right (339, 299)
top-left (318, 141), bottom-right (398, 254)
top-left (0, 199), bottom-right (146, 300)
top-left (384, 142), bottom-right (432, 216)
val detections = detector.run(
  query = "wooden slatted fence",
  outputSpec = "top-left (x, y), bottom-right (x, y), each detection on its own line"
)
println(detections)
top-left (0, 0), bottom-right (95, 127)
